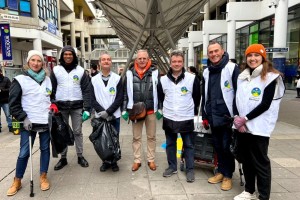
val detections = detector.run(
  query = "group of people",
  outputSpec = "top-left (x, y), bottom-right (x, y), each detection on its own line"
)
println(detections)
top-left (6, 42), bottom-right (284, 200)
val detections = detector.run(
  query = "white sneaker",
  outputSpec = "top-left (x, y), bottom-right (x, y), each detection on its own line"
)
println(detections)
top-left (234, 191), bottom-right (258, 200)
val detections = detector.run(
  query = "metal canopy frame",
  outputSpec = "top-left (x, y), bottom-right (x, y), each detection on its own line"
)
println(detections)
top-left (95, 0), bottom-right (207, 73)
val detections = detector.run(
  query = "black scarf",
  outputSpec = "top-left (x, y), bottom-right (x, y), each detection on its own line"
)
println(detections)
top-left (207, 52), bottom-right (229, 74)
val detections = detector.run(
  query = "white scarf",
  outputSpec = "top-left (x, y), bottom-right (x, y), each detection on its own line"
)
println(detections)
top-left (238, 64), bottom-right (263, 81)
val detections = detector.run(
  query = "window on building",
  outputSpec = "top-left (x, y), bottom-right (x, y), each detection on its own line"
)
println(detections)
top-left (0, 0), bottom-right (31, 16)
top-left (38, 0), bottom-right (58, 27)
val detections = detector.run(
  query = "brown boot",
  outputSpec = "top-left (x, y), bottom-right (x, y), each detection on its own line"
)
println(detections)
top-left (7, 177), bottom-right (22, 196)
top-left (40, 172), bottom-right (50, 191)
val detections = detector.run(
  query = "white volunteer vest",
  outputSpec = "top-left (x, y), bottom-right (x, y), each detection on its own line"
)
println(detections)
top-left (91, 72), bottom-right (121, 118)
top-left (53, 65), bottom-right (84, 101)
top-left (14, 75), bottom-right (52, 124)
top-left (203, 62), bottom-right (235, 116)
top-left (161, 72), bottom-right (195, 121)
top-left (126, 69), bottom-right (159, 111)
top-left (236, 73), bottom-right (285, 137)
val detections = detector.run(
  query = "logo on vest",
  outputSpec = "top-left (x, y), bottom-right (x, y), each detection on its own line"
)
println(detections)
top-left (181, 86), bottom-right (188, 96)
top-left (250, 87), bottom-right (261, 101)
top-left (109, 87), bottom-right (116, 95)
top-left (224, 80), bottom-right (231, 89)
top-left (46, 88), bottom-right (52, 95)
top-left (73, 75), bottom-right (79, 84)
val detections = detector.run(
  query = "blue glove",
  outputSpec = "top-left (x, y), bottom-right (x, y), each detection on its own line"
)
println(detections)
top-left (121, 111), bottom-right (129, 121)
top-left (82, 111), bottom-right (90, 121)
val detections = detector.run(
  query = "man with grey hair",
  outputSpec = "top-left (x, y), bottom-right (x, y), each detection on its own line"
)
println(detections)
top-left (122, 49), bottom-right (162, 172)
top-left (158, 50), bottom-right (200, 182)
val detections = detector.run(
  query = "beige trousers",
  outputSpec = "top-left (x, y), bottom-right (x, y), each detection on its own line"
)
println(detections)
top-left (132, 114), bottom-right (156, 163)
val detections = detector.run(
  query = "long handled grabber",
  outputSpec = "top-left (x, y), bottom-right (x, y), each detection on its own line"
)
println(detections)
top-left (29, 131), bottom-right (35, 197)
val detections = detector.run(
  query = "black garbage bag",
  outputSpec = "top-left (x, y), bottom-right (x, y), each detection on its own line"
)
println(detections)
top-left (89, 118), bottom-right (121, 162)
top-left (49, 112), bottom-right (74, 157)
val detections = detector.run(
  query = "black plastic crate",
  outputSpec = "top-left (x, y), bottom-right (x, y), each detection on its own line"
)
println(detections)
top-left (193, 131), bottom-right (214, 161)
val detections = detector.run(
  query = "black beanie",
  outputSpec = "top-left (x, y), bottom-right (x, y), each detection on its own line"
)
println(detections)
top-left (59, 45), bottom-right (78, 67)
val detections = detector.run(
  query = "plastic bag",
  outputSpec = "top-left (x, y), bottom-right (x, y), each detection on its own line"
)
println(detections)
top-left (89, 118), bottom-right (121, 162)
top-left (50, 112), bottom-right (74, 157)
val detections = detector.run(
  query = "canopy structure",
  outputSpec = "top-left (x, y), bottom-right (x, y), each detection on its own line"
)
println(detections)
top-left (94, 0), bottom-right (207, 73)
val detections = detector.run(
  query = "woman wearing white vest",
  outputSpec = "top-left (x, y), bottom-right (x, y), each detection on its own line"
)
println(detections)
top-left (158, 50), bottom-right (200, 182)
top-left (90, 53), bottom-right (123, 172)
top-left (233, 44), bottom-right (285, 200)
top-left (7, 50), bottom-right (52, 196)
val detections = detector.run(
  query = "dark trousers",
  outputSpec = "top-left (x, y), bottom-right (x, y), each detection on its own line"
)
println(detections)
top-left (237, 132), bottom-right (271, 200)
top-left (211, 125), bottom-right (235, 178)
top-left (297, 88), bottom-right (300, 97)
top-left (165, 131), bottom-right (194, 172)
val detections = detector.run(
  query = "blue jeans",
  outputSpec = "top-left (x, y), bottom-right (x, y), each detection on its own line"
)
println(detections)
top-left (15, 130), bottom-right (50, 178)
top-left (110, 117), bottom-right (120, 135)
top-left (165, 131), bottom-right (195, 172)
top-left (211, 125), bottom-right (235, 178)
top-left (0, 103), bottom-right (12, 128)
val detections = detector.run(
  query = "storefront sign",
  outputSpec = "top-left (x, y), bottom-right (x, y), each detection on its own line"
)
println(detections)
top-left (265, 47), bottom-right (289, 53)
top-left (0, 23), bottom-right (13, 60)
top-left (48, 22), bottom-right (57, 35)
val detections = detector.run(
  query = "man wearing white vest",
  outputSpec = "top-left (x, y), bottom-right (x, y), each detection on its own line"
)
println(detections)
top-left (50, 45), bottom-right (91, 170)
top-left (90, 53), bottom-right (123, 172)
top-left (158, 50), bottom-right (200, 182)
top-left (201, 41), bottom-right (239, 190)
top-left (122, 49), bottom-right (162, 172)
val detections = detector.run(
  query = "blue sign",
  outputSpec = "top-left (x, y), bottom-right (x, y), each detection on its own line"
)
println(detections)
top-left (48, 22), bottom-right (56, 35)
top-left (0, 23), bottom-right (13, 60)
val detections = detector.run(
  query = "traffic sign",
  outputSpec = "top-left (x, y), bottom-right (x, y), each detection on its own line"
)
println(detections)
top-left (265, 47), bottom-right (289, 53)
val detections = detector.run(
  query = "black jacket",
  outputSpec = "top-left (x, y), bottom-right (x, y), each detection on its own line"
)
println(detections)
top-left (50, 46), bottom-right (91, 111)
top-left (201, 52), bottom-right (239, 127)
top-left (0, 75), bottom-right (11, 104)
top-left (157, 68), bottom-right (201, 133)
top-left (122, 63), bottom-right (162, 111)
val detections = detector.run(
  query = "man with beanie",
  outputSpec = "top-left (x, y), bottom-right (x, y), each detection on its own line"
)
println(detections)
top-left (201, 41), bottom-right (239, 191)
top-left (50, 45), bottom-right (91, 170)
top-left (0, 65), bottom-right (12, 133)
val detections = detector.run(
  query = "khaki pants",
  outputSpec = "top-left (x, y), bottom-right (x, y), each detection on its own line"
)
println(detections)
top-left (132, 114), bottom-right (156, 163)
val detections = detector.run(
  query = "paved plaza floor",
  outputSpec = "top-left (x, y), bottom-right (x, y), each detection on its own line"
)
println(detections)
top-left (0, 90), bottom-right (300, 200)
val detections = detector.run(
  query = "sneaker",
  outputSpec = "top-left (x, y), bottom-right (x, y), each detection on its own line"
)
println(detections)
top-left (221, 177), bottom-right (232, 191)
top-left (208, 173), bottom-right (224, 184)
top-left (163, 168), bottom-right (177, 177)
top-left (234, 191), bottom-right (258, 200)
top-left (100, 162), bottom-right (111, 172)
top-left (186, 171), bottom-right (195, 183)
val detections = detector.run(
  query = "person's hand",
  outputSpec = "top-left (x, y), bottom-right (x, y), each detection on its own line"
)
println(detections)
top-left (238, 125), bottom-right (247, 133)
top-left (23, 117), bottom-right (32, 131)
top-left (234, 116), bottom-right (247, 129)
top-left (202, 119), bottom-right (209, 130)
top-left (121, 111), bottom-right (129, 121)
top-left (156, 109), bottom-right (163, 120)
top-left (98, 111), bottom-right (108, 119)
top-left (49, 103), bottom-right (59, 113)
top-left (82, 111), bottom-right (90, 121)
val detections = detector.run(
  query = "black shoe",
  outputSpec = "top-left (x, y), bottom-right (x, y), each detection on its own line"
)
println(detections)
top-left (111, 163), bottom-right (119, 172)
top-left (54, 158), bottom-right (68, 170)
top-left (9, 127), bottom-right (13, 133)
top-left (100, 162), bottom-right (111, 172)
top-left (186, 170), bottom-right (195, 183)
top-left (163, 168), bottom-right (177, 177)
top-left (78, 156), bottom-right (89, 167)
